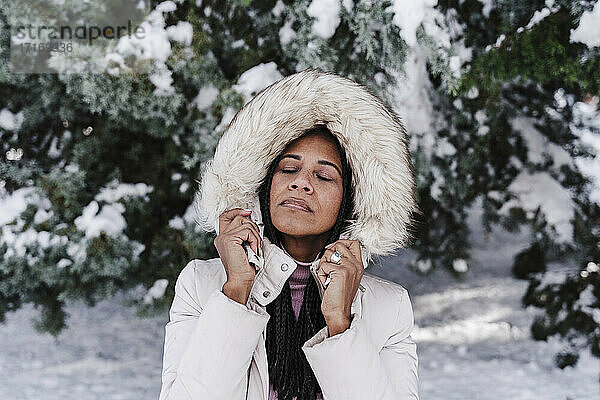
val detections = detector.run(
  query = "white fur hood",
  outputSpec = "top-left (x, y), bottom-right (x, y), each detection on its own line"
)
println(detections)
top-left (193, 68), bottom-right (419, 264)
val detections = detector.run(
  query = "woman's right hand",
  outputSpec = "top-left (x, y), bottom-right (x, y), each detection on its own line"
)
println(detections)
top-left (214, 208), bottom-right (263, 304)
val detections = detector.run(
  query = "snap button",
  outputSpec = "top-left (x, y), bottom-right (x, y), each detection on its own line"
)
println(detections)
top-left (281, 263), bottom-right (289, 272)
top-left (263, 290), bottom-right (271, 298)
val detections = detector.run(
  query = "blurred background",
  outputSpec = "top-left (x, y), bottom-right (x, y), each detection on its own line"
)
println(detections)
top-left (0, 0), bottom-right (599, 399)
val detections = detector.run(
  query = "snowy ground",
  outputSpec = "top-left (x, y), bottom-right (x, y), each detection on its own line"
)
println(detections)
top-left (1, 201), bottom-right (598, 400)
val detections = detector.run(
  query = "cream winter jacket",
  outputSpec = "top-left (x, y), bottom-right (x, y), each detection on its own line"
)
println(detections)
top-left (159, 68), bottom-right (421, 400)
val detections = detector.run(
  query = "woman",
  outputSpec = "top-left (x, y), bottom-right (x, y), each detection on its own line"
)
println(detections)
top-left (159, 69), bottom-right (421, 400)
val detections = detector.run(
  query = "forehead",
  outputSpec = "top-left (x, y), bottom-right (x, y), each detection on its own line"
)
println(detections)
top-left (281, 132), bottom-right (342, 164)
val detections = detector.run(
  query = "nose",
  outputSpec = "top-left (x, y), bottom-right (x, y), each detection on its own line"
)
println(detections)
top-left (288, 170), bottom-right (313, 193)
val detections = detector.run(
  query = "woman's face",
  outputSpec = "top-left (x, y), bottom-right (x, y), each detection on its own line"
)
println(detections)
top-left (269, 132), bottom-right (344, 240)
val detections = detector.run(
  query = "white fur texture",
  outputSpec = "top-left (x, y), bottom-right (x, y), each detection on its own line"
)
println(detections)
top-left (194, 68), bottom-right (420, 262)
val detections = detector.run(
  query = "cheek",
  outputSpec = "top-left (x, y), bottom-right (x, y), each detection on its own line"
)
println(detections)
top-left (321, 185), bottom-right (344, 216)
top-left (269, 174), bottom-right (286, 201)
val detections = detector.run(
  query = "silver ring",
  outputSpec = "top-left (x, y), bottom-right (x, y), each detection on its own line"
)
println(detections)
top-left (330, 250), bottom-right (342, 264)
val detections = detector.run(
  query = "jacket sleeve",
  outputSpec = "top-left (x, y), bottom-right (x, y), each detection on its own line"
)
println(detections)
top-left (158, 260), bottom-right (271, 400)
top-left (301, 286), bottom-right (419, 400)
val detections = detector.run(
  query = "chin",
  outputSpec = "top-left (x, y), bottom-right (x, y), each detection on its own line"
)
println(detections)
top-left (273, 219), bottom-right (312, 236)
top-left (272, 210), bottom-right (322, 237)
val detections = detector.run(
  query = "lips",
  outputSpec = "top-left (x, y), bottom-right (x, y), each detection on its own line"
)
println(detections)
top-left (280, 198), bottom-right (312, 212)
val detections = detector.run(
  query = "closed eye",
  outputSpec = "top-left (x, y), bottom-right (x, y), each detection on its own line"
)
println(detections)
top-left (281, 169), bottom-right (333, 181)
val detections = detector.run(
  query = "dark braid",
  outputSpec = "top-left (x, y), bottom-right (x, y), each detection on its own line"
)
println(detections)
top-left (258, 125), bottom-right (355, 400)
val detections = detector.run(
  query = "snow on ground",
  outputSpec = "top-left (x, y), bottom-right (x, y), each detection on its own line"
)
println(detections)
top-left (0, 198), bottom-right (598, 399)
top-left (372, 197), bottom-right (598, 400)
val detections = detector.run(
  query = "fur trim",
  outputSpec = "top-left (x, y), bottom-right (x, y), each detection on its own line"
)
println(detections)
top-left (194, 68), bottom-right (420, 262)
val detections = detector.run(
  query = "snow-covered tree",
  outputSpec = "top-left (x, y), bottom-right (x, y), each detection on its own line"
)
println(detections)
top-left (443, 0), bottom-right (600, 367)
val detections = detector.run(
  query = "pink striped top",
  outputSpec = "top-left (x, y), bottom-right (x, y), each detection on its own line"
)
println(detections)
top-left (268, 251), bottom-right (324, 400)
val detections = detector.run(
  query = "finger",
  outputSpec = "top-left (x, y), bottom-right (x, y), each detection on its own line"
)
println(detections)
top-left (320, 244), bottom-right (362, 281)
top-left (330, 242), bottom-right (356, 263)
top-left (223, 213), bottom-right (257, 235)
top-left (325, 246), bottom-right (360, 278)
top-left (335, 242), bottom-right (362, 270)
top-left (322, 241), bottom-right (345, 258)
top-left (230, 214), bottom-right (259, 229)
top-left (317, 260), bottom-right (342, 286)
top-left (319, 258), bottom-right (362, 291)
top-left (230, 225), bottom-right (261, 257)
top-left (237, 216), bottom-right (262, 244)
top-left (321, 247), bottom-right (338, 265)
top-left (219, 208), bottom-right (251, 232)
top-left (334, 239), bottom-right (362, 260)
top-left (230, 222), bottom-right (262, 255)
top-left (318, 252), bottom-right (347, 275)
top-left (220, 208), bottom-right (252, 220)
top-left (322, 242), bottom-right (356, 266)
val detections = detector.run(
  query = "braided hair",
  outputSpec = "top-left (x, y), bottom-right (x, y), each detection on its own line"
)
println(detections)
top-left (257, 125), bottom-right (355, 400)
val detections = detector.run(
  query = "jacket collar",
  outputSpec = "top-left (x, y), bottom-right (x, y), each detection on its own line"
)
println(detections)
top-left (226, 196), bottom-right (366, 317)
top-left (247, 233), bottom-right (364, 320)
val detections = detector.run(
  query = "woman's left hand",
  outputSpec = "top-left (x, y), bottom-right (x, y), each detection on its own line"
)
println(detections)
top-left (317, 239), bottom-right (364, 336)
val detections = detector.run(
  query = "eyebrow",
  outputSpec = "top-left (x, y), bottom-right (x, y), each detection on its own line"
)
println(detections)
top-left (279, 154), bottom-right (342, 177)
